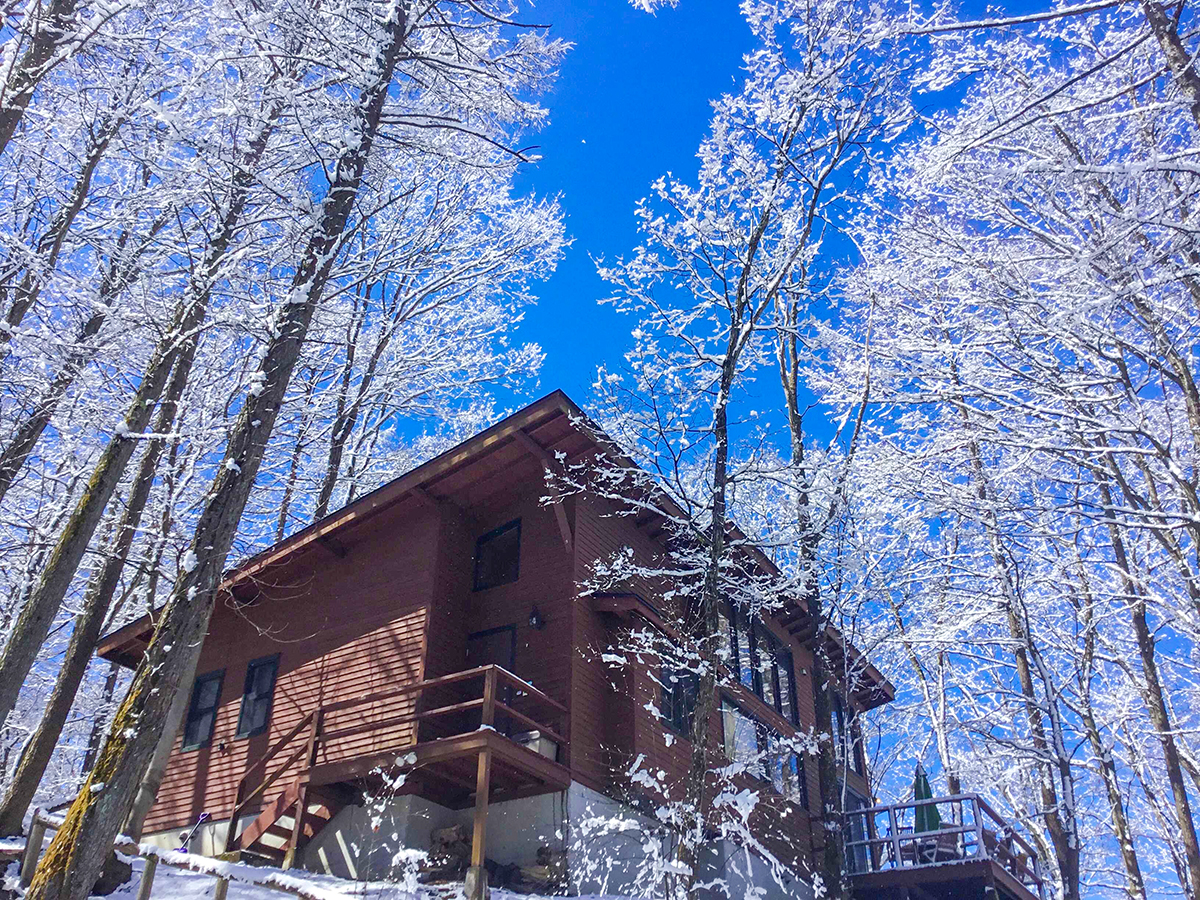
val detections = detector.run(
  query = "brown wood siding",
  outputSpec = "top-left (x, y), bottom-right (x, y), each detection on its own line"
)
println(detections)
top-left (145, 503), bottom-right (440, 835)
top-left (423, 506), bottom-right (472, 681)
top-left (140, 396), bottom-right (859, 886)
top-left (464, 490), bottom-right (576, 759)
top-left (570, 494), bottom-right (822, 873)
top-left (570, 494), bottom-right (672, 795)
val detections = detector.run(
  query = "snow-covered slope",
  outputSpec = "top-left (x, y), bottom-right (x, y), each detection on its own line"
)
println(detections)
top-left (6, 856), bottom-right (641, 900)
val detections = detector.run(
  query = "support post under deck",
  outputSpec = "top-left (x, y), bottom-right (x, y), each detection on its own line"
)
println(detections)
top-left (466, 747), bottom-right (493, 900)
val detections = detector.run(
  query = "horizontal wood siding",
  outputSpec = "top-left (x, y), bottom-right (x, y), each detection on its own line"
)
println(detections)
top-left (570, 494), bottom-right (821, 873)
top-left (464, 489), bottom-right (576, 757)
top-left (144, 504), bottom-right (440, 835)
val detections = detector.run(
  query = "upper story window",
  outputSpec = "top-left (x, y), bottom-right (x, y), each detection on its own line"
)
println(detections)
top-left (236, 654), bottom-right (279, 738)
top-left (661, 665), bottom-right (699, 735)
top-left (183, 669), bottom-right (224, 750)
top-left (473, 519), bottom-right (521, 591)
top-left (719, 601), bottom-right (799, 726)
top-left (721, 700), bottom-right (808, 808)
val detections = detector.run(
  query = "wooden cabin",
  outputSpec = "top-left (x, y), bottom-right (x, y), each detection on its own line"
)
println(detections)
top-left (95, 390), bottom-right (1037, 900)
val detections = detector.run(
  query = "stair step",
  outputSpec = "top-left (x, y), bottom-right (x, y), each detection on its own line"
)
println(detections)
top-left (239, 847), bottom-right (285, 867)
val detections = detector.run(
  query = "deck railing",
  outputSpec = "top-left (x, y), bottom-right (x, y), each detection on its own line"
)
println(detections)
top-left (843, 793), bottom-right (1045, 899)
top-left (224, 664), bottom-right (568, 853)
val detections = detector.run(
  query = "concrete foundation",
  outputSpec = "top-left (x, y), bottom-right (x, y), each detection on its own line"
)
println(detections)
top-left (146, 781), bottom-right (813, 899)
top-left (299, 790), bottom-right (568, 881)
top-left (142, 813), bottom-right (257, 858)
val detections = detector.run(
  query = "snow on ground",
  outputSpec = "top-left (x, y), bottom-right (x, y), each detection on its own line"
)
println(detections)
top-left (4, 855), bottom-right (643, 900)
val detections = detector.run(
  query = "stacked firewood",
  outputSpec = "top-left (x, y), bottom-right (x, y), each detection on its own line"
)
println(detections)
top-left (419, 827), bottom-right (566, 894)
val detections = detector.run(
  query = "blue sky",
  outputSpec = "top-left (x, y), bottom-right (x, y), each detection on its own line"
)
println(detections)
top-left (510, 1), bottom-right (1043, 412)
top-left (513, 0), bottom-right (755, 404)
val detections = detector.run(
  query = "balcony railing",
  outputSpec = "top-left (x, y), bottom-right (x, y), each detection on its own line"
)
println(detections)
top-left (844, 793), bottom-right (1045, 899)
top-left (224, 664), bottom-right (569, 853)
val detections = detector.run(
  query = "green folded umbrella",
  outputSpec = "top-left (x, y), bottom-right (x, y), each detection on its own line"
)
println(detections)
top-left (914, 763), bottom-right (942, 833)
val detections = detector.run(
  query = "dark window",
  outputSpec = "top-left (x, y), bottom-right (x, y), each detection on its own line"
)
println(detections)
top-left (236, 655), bottom-right (279, 738)
top-left (725, 602), bottom-right (799, 726)
top-left (722, 700), bottom-right (766, 780)
top-left (473, 520), bottom-right (521, 591)
top-left (753, 624), bottom-right (778, 713)
top-left (851, 717), bottom-right (868, 777)
top-left (661, 666), bottom-right (699, 735)
top-left (844, 789), bottom-right (870, 873)
top-left (770, 735), bottom-right (809, 809)
top-left (182, 670), bottom-right (224, 750)
top-left (721, 700), bottom-right (807, 807)
top-left (776, 644), bottom-right (799, 726)
top-left (726, 602), bottom-right (755, 692)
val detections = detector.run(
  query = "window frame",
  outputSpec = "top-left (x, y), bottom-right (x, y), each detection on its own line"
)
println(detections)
top-left (833, 693), bottom-right (867, 777)
top-left (660, 664), bottom-right (699, 737)
top-left (182, 669), bottom-right (225, 751)
top-left (720, 698), bottom-right (807, 807)
top-left (724, 601), bottom-right (800, 727)
top-left (472, 519), bottom-right (522, 592)
top-left (236, 654), bottom-right (280, 739)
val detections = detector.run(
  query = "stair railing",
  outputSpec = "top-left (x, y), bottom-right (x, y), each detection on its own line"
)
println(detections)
top-left (223, 710), bottom-right (317, 853)
top-left (224, 665), bottom-right (569, 855)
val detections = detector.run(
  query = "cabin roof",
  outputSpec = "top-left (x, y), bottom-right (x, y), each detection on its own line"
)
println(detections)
top-left (96, 389), bottom-right (895, 709)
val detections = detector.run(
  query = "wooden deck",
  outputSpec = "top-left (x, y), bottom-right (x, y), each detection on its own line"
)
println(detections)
top-left (222, 664), bottom-right (570, 885)
top-left (845, 794), bottom-right (1045, 900)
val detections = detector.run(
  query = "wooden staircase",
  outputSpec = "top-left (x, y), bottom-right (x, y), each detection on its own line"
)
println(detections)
top-left (231, 780), bottom-right (350, 867)
top-left (221, 666), bottom-right (571, 871)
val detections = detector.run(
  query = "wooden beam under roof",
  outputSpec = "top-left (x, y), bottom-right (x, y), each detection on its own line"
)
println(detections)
top-left (512, 428), bottom-right (573, 553)
top-left (410, 484), bottom-right (481, 533)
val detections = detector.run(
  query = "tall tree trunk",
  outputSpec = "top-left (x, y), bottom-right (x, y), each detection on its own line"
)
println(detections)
top-left (0, 282), bottom-right (190, 737)
top-left (977, 468), bottom-right (1080, 898)
top-left (0, 337), bottom-right (195, 834)
top-left (274, 368), bottom-right (319, 539)
top-left (0, 0), bottom-right (81, 156)
top-left (885, 590), bottom-right (961, 796)
top-left (1071, 561), bottom-right (1146, 899)
top-left (0, 230), bottom-right (139, 509)
top-left (1141, 2), bottom-right (1200, 132)
top-left (0, 106), bottom-right (277, 739)
top-left (121, 642), bottom-right (201, 841)
top-left (679, 371), bottom-right (732, 899)
top-left (951, 354), bottom-right (1081, 900)
top-left (778, 323), bottom-right (846, 898)
top-left (1098, 477), bottom-right (1200, 892)
top-left (25, 10), bottom-right (408, 896)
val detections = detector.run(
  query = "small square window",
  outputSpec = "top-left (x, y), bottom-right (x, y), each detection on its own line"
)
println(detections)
top-left (183, 670), bottom-right (224, 750)
top-left (473, 520), bottom-right (521, 591)
top-left (236, 655), bottom-right (279, 739)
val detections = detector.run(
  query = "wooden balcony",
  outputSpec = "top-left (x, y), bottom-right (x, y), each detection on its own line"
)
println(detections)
top-left (222, 664), bottom-right (570, 872)
top-left (845, 794), bottom-right (1045, 900)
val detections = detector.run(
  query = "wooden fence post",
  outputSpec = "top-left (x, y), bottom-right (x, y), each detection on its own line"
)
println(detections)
top-left (213, 875), bottom-right (230, 900)
top-left (136, 855), bottom-right (159, 900)
top-left (20, 809), bottom-right (46, 886)
top-left (481, 669), bottom-right (497, 729)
